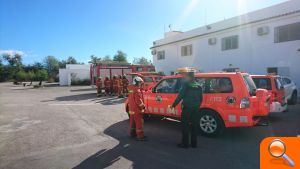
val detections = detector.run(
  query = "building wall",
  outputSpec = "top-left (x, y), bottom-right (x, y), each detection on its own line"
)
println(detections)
top-left (59, 64), bottom-right (91, 86)
top-left (152, 12), bottom-right (300, 89)
top-left (59, 69), bottom-right (69, 86)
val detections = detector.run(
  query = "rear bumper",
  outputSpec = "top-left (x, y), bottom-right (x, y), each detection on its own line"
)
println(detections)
top-left (270, 102), bottom-right (287, 113)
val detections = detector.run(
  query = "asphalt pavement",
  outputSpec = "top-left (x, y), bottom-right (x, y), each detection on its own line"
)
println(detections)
top-left (0, 82), bottom-right (299, 169)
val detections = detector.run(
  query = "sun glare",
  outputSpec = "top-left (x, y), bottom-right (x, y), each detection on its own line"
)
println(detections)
top-left (175, 0), bottom-right (200, 29)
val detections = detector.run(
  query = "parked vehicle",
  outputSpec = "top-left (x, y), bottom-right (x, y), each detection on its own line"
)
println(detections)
top-left (126, 72), bottom-right (270, 137)
top-left (280, 76), bottom-right (298, 105)
top-left (126, 72), bottom-right (163, 90)
top-left (90, 63), bottom-right (156, 85)
top-left (251, 75), bottom-right (287, 112)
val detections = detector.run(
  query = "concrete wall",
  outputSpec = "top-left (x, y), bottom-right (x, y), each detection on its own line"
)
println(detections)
top-left (59, 64), bottom-right (90, 86)
top-left (152, 0), bottom-right (300, 89)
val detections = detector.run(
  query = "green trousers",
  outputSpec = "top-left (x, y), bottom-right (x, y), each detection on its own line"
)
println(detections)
top-left (181, 106), bottom-right (199, 147)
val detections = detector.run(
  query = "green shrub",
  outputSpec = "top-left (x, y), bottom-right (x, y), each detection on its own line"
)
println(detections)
top-left (15, 71), bottom-right (27, 82)
top-left (71, 79), bottom-right (91, 86)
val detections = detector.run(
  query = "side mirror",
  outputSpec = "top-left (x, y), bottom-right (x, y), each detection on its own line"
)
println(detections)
top-left (152, 87), bottom-right (156, 93)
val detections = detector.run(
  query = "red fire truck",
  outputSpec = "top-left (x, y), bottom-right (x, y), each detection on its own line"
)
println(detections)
top-left (126, 72), bottom-right (163, 90)
top-left (90, 63), bottom-right (156, 85)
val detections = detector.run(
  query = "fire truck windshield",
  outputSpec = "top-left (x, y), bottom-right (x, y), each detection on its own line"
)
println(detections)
top-left (243, 75), bottom-right (257, 96)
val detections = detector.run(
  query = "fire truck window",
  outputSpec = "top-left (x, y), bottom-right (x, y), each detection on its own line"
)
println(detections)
top-left (155, 77), bottom-right (162, 82)
top-left (275, 78), bottom-right (283, 89)
top-left (126, 75), bottom-right (133, 84)
top-left (194, 78), bottom-right (205, 88)
top-left (156, 78), bottom-right (178, 93)
top-left (175, 78), bottom-right (204, 93)
top-left (283, 78), bottom-right (291, 85)
top-left (143, 77), bottom-right (154, 83)
top-left (206, 78), bottom-right (233, 93)
top-left (253, 78), bottom-right (272, 90)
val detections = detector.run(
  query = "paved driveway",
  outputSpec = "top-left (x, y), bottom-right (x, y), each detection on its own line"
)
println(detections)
top-left (0, 83), bottom-right (299, 169)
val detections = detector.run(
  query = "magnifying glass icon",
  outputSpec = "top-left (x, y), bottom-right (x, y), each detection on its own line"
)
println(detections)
top-left (268, 139), bottom-right (295, 167)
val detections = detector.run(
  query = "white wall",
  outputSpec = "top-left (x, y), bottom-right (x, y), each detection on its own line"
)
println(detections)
top-left (59, 69), bottom-right (69, 86)
top-left (152, 4), bottom-right (300, 89)
top-left (59, 64), bottom-right (91, 86)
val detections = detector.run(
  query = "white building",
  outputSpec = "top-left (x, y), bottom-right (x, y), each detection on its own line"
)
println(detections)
top-left (151, 0), bottom-right (300, 87)
top-left (59, 64), bottom-right (91, 86)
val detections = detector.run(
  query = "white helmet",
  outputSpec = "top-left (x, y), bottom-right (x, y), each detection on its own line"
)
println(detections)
top-left (133, 76), bottom-right (144, 85)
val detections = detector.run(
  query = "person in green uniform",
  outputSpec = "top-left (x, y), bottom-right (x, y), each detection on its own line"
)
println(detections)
top-left (170, 71), bottom-right (203, 148)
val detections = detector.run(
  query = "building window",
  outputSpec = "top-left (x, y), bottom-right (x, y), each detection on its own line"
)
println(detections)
top-left (181, 44), bottom-right (193, 56)
top-left (221, 35), bottom-right (238, 51)
top-left (274, 22), bottom-right (300, 43)
top-left (157, 51), bottom-right (165, 60)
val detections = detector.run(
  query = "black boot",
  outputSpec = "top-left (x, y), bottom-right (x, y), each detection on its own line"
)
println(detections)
top-left (177, 143), bottom-right (188, 149)
top-left (136, 136), bottom-right (148, 141)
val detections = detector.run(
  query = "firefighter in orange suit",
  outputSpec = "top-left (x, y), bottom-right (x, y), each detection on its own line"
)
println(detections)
top-left (117, 75), bottom-right (123, 97)
top-left (128, 76), bottom-right (147, 141)
top-left (96, 77), bottom-right (103, 97)
top-left (112, 75), bottom-right (118, 96)
top-left (110, 76), bottom-right (114, 95)
top-left (104, 76), bottom-right (111, 96)
top-left (122, 75), bottom-right (129, 96)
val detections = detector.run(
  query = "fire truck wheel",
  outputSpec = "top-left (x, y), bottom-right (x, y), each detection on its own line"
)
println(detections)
top-left (198, 110), bottom-right (224, 137)
top-left (288, 90), bottom-right (297, 105)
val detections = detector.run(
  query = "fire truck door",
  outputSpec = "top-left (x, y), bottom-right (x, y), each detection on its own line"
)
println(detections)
top-left (147, 78), bottom-right (181, 117)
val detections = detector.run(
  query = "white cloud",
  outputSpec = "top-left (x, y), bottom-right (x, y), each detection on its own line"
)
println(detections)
top-left (0, 49), bottom-right (26, 56)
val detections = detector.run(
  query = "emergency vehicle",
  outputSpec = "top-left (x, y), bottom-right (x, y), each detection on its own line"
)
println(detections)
top-left (126, 72), bottom-right (163, 90)
top-left (251, 75), bottom-right (287, 112)
top-left (90, 63), bottom-right (155, 85)
top-left (126, 71), bottom-right (271, 136)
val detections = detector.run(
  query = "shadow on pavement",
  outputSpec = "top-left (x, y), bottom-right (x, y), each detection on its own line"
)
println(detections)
top-left (70, 88), bottom-right (96, 92)
top-left (53, 93), bottom-right (125, 105)
top-left (96, 97), bottom-right (126, 105)
top-left (55, 93), bottom-right (96, 101)
top-left (73, 119), bottom-right (182, 169)
top-left (73, 117), bottom-right (264, 169)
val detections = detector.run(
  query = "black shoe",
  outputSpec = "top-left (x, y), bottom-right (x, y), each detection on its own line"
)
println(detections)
top-left (177, 143), bottom-right (188, 149)
top-left (136, 136), bottom-right (148, 141)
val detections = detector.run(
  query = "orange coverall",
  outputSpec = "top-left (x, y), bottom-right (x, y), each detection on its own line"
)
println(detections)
top-left (128, 85), bottom-right (145, 138)
top-left (117, 77), bottom-right (123, 96)
top-left (96, 78), bottom-right (102, 96)
top-left (112, 77), bottom-right (118, 95)
top-left (104, 77), bottom-right (111, 95)
top-left (122, 77), bottom-right (129, 95)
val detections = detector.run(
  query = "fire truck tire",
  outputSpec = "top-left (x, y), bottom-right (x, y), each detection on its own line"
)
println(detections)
top-left (288, 90), bottom-right (297, 105)
top-left (198, 109), bottom-right (224, 137)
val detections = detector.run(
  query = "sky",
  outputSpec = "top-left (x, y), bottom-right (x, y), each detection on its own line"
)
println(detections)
top-left (0, 0), bottom-right (288, 64)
